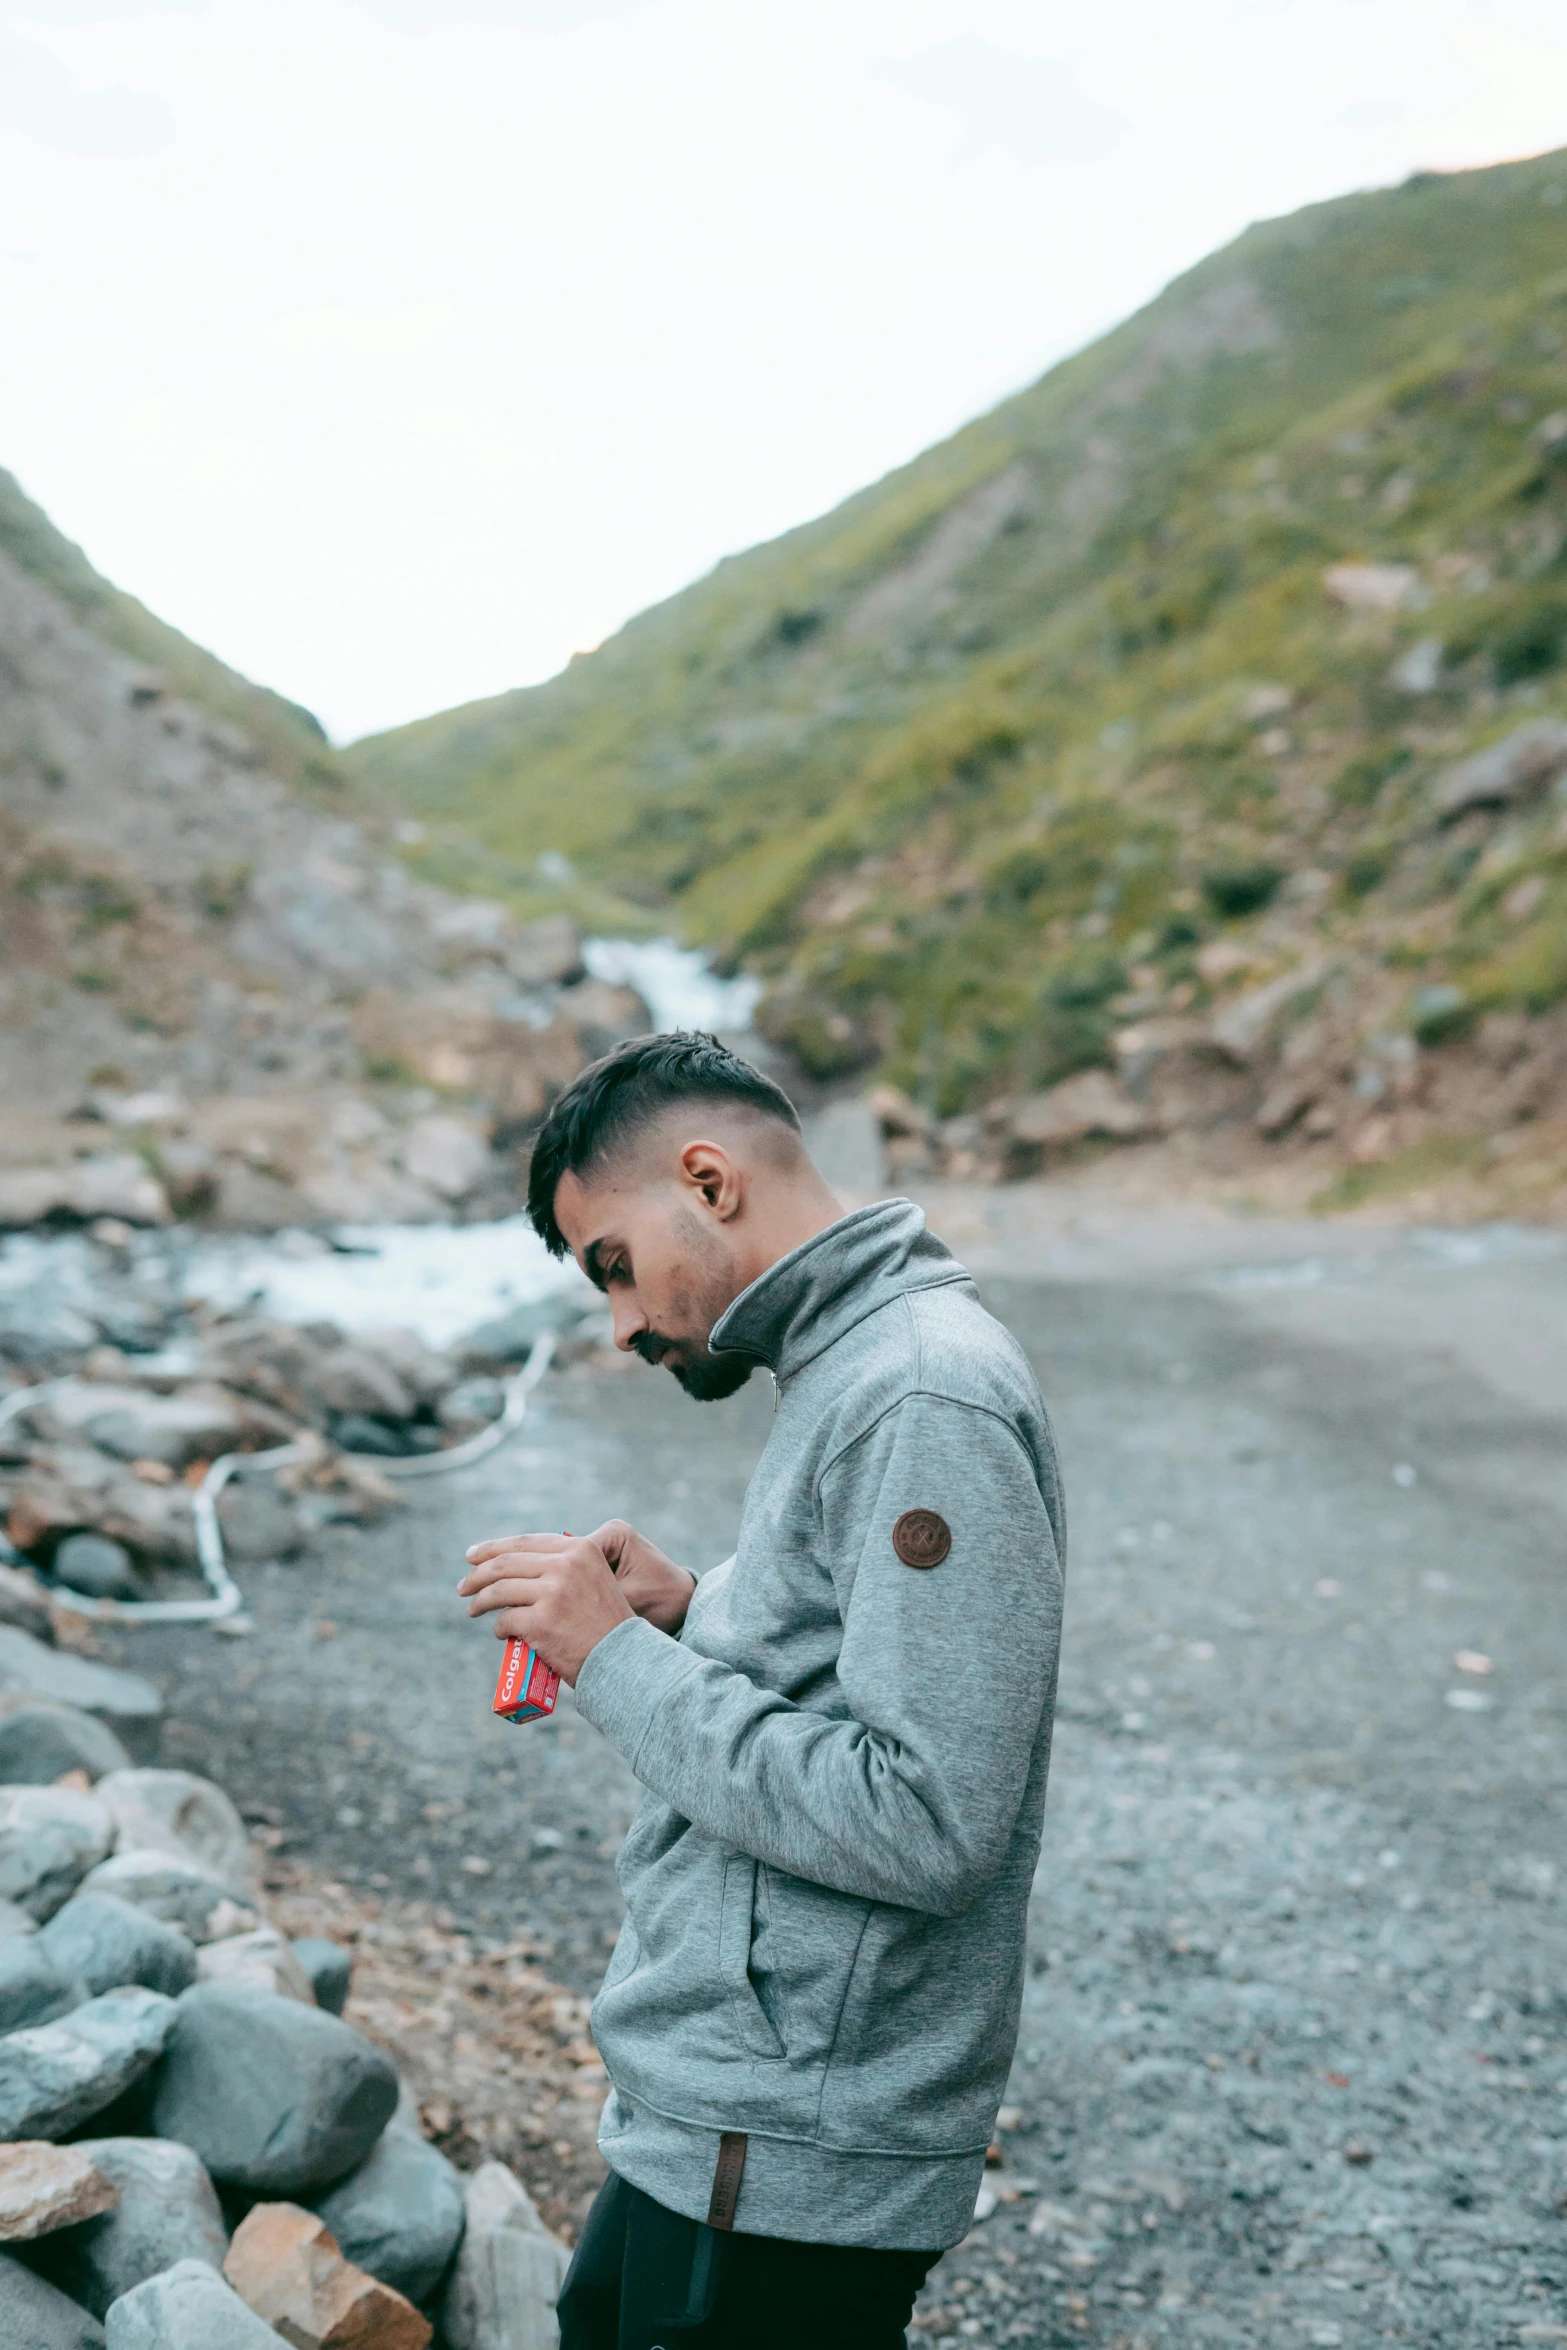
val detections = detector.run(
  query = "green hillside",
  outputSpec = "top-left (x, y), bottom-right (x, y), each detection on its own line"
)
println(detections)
top-left (0, 469), bottom-right (338, 790)
top-left (351, 151), bottom-right (1567, 1113)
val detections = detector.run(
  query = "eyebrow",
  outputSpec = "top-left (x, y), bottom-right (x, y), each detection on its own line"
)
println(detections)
top-left (582, 1238), bottom-right (612, 1292)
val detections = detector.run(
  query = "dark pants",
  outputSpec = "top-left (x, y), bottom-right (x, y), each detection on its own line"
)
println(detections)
top-left (557, 2171), bottom-right (939, 2350)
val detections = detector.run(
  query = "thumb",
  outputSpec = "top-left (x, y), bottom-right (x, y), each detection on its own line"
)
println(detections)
top-left (588, 1517), bottom-right (634, 1567)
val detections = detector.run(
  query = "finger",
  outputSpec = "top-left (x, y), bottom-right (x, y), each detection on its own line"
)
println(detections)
top-left (490, 1607), bottom-right (541, 1642)
top-left (467, 1577), bottom-right (542, 1618)
top-left (463, 1558), bottom-right (556, 1607)
top-left (458, 1560), bottom-right (528, 1597)
top-left (464, 1532), bottom-right (571, 1566)
top-left (588, 1517), bottom-right (633, 1551)
top-left (458, 1545), bottom-right (568, 1593)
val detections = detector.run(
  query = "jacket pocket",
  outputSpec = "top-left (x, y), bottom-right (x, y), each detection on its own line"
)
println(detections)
top-left (717, 1854), bottom-right (788, 2060)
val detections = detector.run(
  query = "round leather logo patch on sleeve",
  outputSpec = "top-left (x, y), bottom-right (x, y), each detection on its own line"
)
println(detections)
top-left (892, 1508), bottom-right (951, 1569)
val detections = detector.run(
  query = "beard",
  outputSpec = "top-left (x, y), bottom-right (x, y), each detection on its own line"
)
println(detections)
top-left (631, 1329), bottom-right (755, 1401)
top-left (626, 1203), bottom-right (757, 1401)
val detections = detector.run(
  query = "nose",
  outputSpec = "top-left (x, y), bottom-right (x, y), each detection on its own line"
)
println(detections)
top-left (610, 1293), bottom-right (649, 1354)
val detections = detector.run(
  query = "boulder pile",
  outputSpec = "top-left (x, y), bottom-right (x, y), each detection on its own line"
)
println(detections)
top-left (0, 1244), bottom-right (602, 1606)
top-left (871, 1070), bottom-right (1161, 1185)
top-left (0, 1749), bottom-right (570, 2346)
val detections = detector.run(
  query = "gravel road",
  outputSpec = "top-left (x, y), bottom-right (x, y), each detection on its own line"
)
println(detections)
top-left (113, 1194), bottom-right (1567, 2349)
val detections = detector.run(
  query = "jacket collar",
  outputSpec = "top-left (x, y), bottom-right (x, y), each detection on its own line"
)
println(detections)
top-left (709, 1197), bottom-right (969, 1382)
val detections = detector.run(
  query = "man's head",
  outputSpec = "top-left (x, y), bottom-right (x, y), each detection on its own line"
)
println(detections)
top-left (526, 1032), bottom-right (839, 1398)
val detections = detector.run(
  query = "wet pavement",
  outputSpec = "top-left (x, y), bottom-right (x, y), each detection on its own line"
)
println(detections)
top-left (114, 1199), bottom-right (1567, 2348)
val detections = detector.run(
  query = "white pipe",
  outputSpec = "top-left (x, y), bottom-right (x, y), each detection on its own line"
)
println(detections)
top-left (1, 1331), bottom-right (557, 1626)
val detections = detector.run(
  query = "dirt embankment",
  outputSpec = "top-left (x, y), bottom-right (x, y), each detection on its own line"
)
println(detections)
top-left (0, 540), bottom-right (647, 1235)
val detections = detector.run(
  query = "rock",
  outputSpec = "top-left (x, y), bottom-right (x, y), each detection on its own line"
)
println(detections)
top-left (39, 1895), bottom-right (198, 2001)
top-left (199, 1318), bottom-right (339, 1418)
top-left (1008, 1068), bottom-right (1154, 1149)
top-left (150, 1985), bottom-right (399, 2196)
top-left (1208, 961), bottom-right (1324, 1065)
top-left (33, 2139), bottom-right (227, 2320)
top-left (328, 1414), bottom-right (411, 1457)
top-left (0, 1563), bottom-right (55, 1644)
top-left (0, 2250), bottom-right (106, 2347)
top-left (1255, 1074), bottom-right (1317, 1136)
top-left (76, 1855), bottom-right (253, 1945)
top-left (506, 914), bottom-right (583, 988)
top-left (1322, 560), bottom-right (1420, 611)
top-left (0, 1631), bottom-right (162, 1748)
top-left (388, 2074), bottom-right (422, 2136)
top-left (556, 977), bottom-right (648, 1053)
top-left (868, 1083), bottom-right (933, 1141)
top-left (0, 1175), bottom-right (78, 1233)
top-left (0, 1988), bottom-right (177, 2140)
top-left (0, 2141), bottom-right (119, 2242)
top-left (437, 1379), bottom-right (504, 1435)
top-left (195, 1927), bottom-right (314, 2003)
top-left (154, 1143), bottom-right (218, 1218)
top-left (402, 1117), bottom-right (489, 1203)
top-left (19, 1372), bottom-right (254, 1466)
top-left (95, 1771), bottom-right (253, 1892)
top-left (49, 1390), bottom-right (242, 1474)
top-left (0, 1702), bottom-right (131, 1788)
top-left (84, 1296), bottom-right (175, 1358)
top-left (0, 1935), bottom-right (82, 2034)
top-left (0, 1786), bottom-right (116, 1921)
top-left (214, 1482), bottom-right (305, 1563)
top-left (103, 2257), bottom-right (275, 2348)
top-left (456, 1293), bottom-right (587, 1371)
top-left (224, 2201), bottom-right (432, 2348)
top-left (313, 2126), bottom-right (466, 2306)
top-left (67, 1162), bottom-right (171, 1229)
top-left (53, 1537), bottom-right (142, 1605)
top-left (801, 1098), bottom-right (886, 1194)
top-left (8, 1461), bottom-right (198, 1573)
top-left (0, 1293), bottom-right (101, 1362)
top-left (0, 1166), bottom-right (173, 1235)
top-left (290, 1939), bottom-right (351, 2017)
top-left (1433, 719), bottom-right (1567, 820)
top-left (441, 2162), bottom-right (569, 2350)
top-left (363, 1330), bottom-right (458, 1412)
top-left (305, 1346), bottom-right (413, 1424)
top-left (1389, 634), bottom-right (1443, 693)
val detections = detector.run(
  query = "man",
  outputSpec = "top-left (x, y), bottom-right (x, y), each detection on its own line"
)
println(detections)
top-left (459, 1033), bottom-right (1065, 2349)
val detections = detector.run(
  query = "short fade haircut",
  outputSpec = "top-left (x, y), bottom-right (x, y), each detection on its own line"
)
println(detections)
top-left (526, 1030), bottom-right (802, 1258)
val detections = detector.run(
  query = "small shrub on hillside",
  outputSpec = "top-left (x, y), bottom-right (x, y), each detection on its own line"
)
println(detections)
top-left (1342, 848), bottom-right (1393, 900)
top-left (1409, 983), bottom-right (1474, 1044)
top-left (1202, 863), bottom-right (1285, 919)
top-left (1490, 593), bottom-right (1567, 686)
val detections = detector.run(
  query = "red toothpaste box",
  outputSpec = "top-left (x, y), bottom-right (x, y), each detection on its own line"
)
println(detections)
top-left (493, 1638), bottom-right (560, 1725)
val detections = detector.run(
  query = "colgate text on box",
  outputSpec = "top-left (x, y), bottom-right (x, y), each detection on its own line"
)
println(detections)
top-left (493, 1637), bottom-right (559, 1724)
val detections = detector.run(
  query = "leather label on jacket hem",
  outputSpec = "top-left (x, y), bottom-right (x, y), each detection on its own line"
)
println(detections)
top-left (707, 2131), bottom-right (748, 2231)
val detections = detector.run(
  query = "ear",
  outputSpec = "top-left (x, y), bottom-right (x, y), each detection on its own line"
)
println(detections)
top-left (677, 1138), bottom-right (744, 1223)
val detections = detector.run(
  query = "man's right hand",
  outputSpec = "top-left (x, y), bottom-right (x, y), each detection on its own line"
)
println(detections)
top-left (589, 1519), bottom-right (697, 1635)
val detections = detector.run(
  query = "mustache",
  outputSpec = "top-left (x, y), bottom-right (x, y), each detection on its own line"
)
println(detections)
top-left (631, 1331), bottom-right (673, 1368)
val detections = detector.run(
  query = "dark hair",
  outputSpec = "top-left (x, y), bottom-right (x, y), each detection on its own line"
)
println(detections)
top-left (526, 1030), bottom-right (802, 1257)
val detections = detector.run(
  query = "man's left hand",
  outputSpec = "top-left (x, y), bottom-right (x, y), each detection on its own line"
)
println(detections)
top-left (458, 1532), bottom-right (634, 1685)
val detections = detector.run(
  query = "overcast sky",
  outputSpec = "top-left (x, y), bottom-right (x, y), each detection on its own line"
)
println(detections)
top-left (2, 0), bottom-right (1565, 742)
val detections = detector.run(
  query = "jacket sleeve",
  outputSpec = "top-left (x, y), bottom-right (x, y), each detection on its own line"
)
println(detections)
top-left (571, 1392), bottom-right (1063, 1915)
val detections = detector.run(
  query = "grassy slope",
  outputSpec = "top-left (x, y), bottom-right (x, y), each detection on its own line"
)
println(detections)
top-left (351, 152), bottom-right (1567, 1108)
top-left (0, 469), bottom-right (338, 788)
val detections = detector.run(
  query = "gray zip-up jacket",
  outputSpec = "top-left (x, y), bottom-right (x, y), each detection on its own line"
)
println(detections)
top-left (572, 1199), bottom-right (1065, 2249)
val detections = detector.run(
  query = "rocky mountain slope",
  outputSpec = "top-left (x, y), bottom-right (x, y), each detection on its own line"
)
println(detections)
top-left (0, 476), bottom-right (646, 1230)
top-left (353, 150), bottom-right (1567, 1213)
